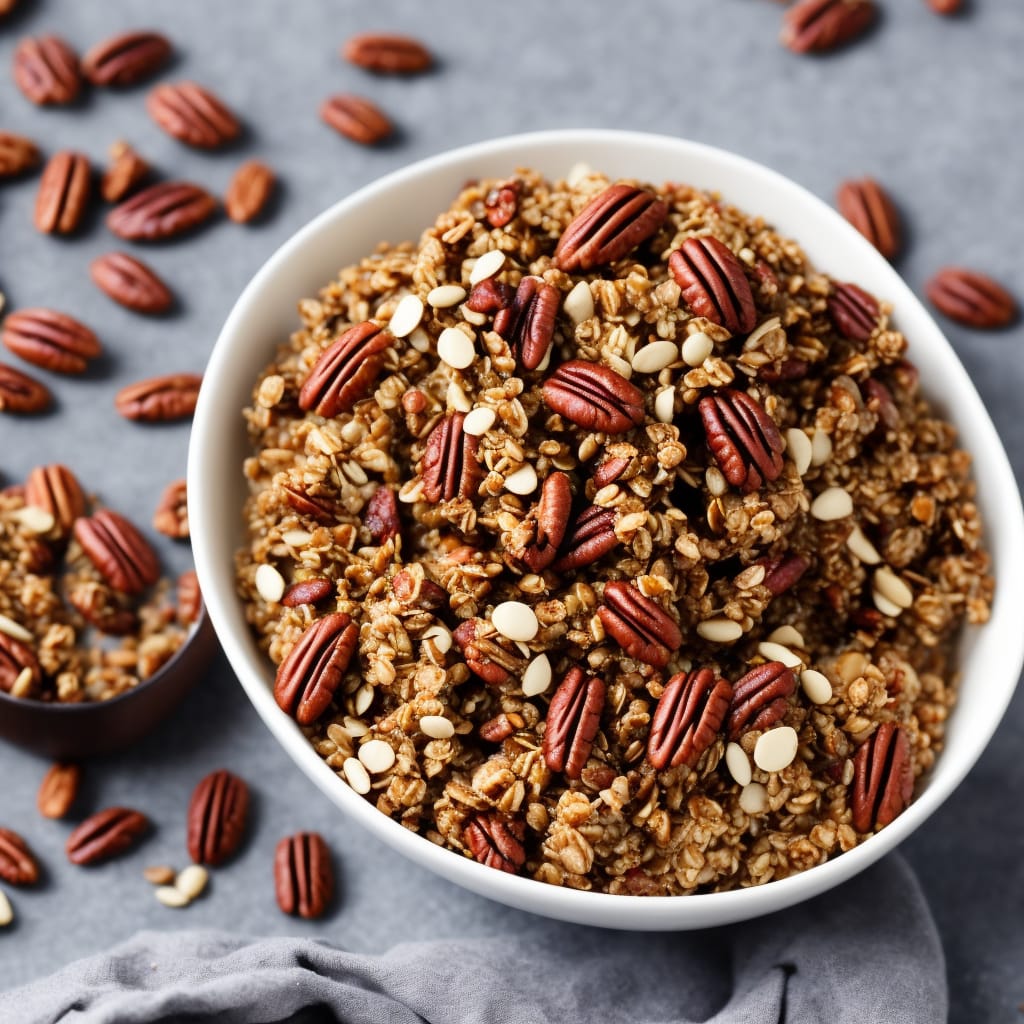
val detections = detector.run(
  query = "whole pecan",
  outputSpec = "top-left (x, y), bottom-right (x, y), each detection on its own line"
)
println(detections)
top-left (0, 828), bottom-right (39, 885)
top-left (82, 31), bottom-right (171, 87)
top-left (464, 812), bottom-right (526, 874)
top-left (597, 581), bottom-right (682, 669)
top-left (281, 578), bottom-right (333, 607)
top-left (37, 763), bottom-right (81, 819)
top-left (518, 470), bottom-right (572, 572)
top-left (25, 464), bottom-right (85, 534)
top-left (274, 613), bottom-right (359, 725)
top-left (107, 181), bottom-right (217, 241)
top-left (275, 832), bottom-right (334, 918)
top-left (850, 721), bottom-right (914, 833)
top-left (551, 505), bottom-right (618, 573)
top-left (727, 661), bottom-right (796, 740)
top-left (66, 807), bottom-right (149, 865)
top-left (925, 267), bottom-right (1017, 329)
top-left (648, 668), bottom-right (733, 770)
top-left (298, 321), bottom-right (390, 417)
top-left (177, 569), bottom-right (202, 625)
top-left (13, 35), bottom-right (81, 105)
top-left (484, 180), bottom-right (520, 229)
top-left (34, 151), bottom-right (91, 235)
top-left (542, 667), bottom-right (606, 779)
top-left (466, 279), bottom-right (514, 315)
top-left (2, 308), bottom-right (101, 374)
top-left (669, 236), bottom-right (757, 335)
top-left (320, 94), bottom-right (393, 146)
top-left (0, 362), bottom-right (51, 414)
top-left (187, 769), bottom-right (250, 865)
top-left (115, 373), bottom-right (202, 422)
top-left (146, 81), bottom-right (242, 148)
top-left (342, 32), bottom-right (432, 74)
top-left (828, 281), bottom-right (880, 341)
top-left (421, 413), bottom-right (482, 503)
top-left (758, 552), bottom-right (810, 596)
top-left (0, 132), bottom-right (41, 178)
top-left (542, 360), bottom-right (645, 434)
top-left (365, 486), bottom-right (400, 543)
top-left (225, 160), bottom-right (276, 223)
top-left (699, 388), bottom-right (784, 492)
top-left (452, 617), bottom-right (525, 686)
top-left (0, 631), bottom-right (41, 695)
top-left (73, 508), bottom-right (160, 595)
top-left (836, 177), bottom-right (901, 260)
top-left (90, 252), bottom-right (173, 314)
top-left (101, 142), bottom-right (150, 203)
top-left (781, 0), bottom-right (877, 54)
top-left (153, 478), bottom-right (189, 539)
top-left (493, 276), bottom-right (559, 372)
top-left (554, 183), bottom-right (668, 272)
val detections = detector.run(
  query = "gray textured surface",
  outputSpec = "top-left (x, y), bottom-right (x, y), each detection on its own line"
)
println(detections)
top-left (0, 0), bottom-right (1021, 1020)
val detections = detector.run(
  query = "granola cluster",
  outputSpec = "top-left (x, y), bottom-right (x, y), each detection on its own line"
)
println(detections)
top-left (238, 167), bottom-right (991, 894)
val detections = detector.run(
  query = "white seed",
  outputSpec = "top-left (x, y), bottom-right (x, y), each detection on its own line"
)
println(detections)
top-left (654, 388), bottom-right (675, 424)
top-left (842, 759), bottom-right (855, 786)
top-left (810, 428), bottom-right (833, 467)
top-left (359, 739), bottom-right (396, 774)
top-left (563, 281), bottom-right (594, 324)
top-left (631, 340), bottom-right (678, 374)
top-left (810, 487), bottom-right (853, 521)
top-left (11, 668), bottom-right (33, 698)
top-left (408, 327), bottom-right (431, 352)
top-left (438, 327), bottom-right (476, 369)
top-left (696, 618), bottom-right (744, 643)
top-left (254, 564), bottom-right (285, 603)
top-left (753, 726), bottom-right (799, 773)
top-left (705, 466), bottom-right (727, 498)
top-left (469, 249), bottom-right (505, 285)
top-left (0, 890), bottom-right (12, 927)
top-left (492, 601), bottom-right (539, 642)
top-left (420, 715), bottom-right (454, 739)
top-left (873, 566), bottom-right (914, 609)
top-left (281, 529), bottom-right (313, 547)
top-left (504, 465), bottom-right (538, 495)
top-left (388, 294), bottom-right (424, 338)
top-left (566, 161), bottom-right (593, 187)
top-left (175, 865), bottom-right (208, 901)
top-left (846, 525), bottom-right (881, 565)
top-left (514, 640), bottom-right (532, 658)
top-left (725, 743), bottom-right (753, 786)
top-left (343, 715), bottom-right (369, 738)
top-left (463, 407), bottom-right (496, 436)
top-left (766, 625), bottom-right (805, 649)
top-left (427, 284), bottom-right (466, 309)
top-left (521, 653), bottom-right (552, 697)
top-left (0, 613), bottom-right (33, 643)
top-left (739, 782), bottom-right (768, 815)
top-left (739, 247), bottom-right (756, 266)
top-left (800, 669), bottom-right (833, 705)
top-left (757, 641), bottom-right (803, 669)
top-left (872, 588), bottom-right (904, 618)
top-left (343, 756), bottom-right (372, 794)
top-left (682, 331), bottom-right (714, 367)
top-left (155, 886), bottom-right (190, 909)
top-left (785, 428), bottom-right (813, 477)
top-left (422, 624), bottom-right (453, 654)
top-left (13, 505), bottom-right (55, 534)
top-left (460, 303), bottom-right (488, 327)
top-left (353, 684), bottom-right (374, 716)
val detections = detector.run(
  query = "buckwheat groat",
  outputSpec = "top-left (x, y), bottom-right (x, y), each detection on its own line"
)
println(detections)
top-left (239, 168), bottom-right (991, 894)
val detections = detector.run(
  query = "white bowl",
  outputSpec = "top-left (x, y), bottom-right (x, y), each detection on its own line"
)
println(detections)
top-left (189, 130), bottom-right (1024, 930)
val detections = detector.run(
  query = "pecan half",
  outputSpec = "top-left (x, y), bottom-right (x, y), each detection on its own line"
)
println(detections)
top-left (187, 769), bottom-right (250, 865)
top-left (551, 505), bottom-right (618, 573)
top-left (554, 183), bottom-right (668, 272)
top-left (283, 485), bottom-right (337, 523)
top-left (758, 552), bottom-right (810, 596)
top-left (0, 132), bottom-right (41, 178)
top-left (13, 35), bottom-right (81, 105)
top-left (153, 478), bottom-right (189, 539)
top-left (828, 281), bottom-right (880, 341)
top-left (781, 0), bottom-right (876, 54)
top-left (90, 252), bottom-right (173, 314)
top-left (225, 160), bottom-right (276, 223)
top-left (101, 142), bottom-right (150, 203)
top-left (598, 581), bottom-right (682, 668)
top-left (66, 807), bottom-right (149, 865)
top-left (542, 360), bottom-right (645, 434)
top-left (274, 613), bottom-right (359, 725)
top-left (466, 279), bottom-right (514, 315)
top-left (669, 236), bottom-right (757, 335)
top-left (518, 471), bottom-right (572, 572)
top-left (146, 81), bottom-right (242, 148)
top-left (73, 509), bottom-right (160, 595)
top-left (0, 828), bottom-right (39, 885)
top-left (727, 661), bottom-right (796, 740)
top-left (421, 413), bottom-right (482, 503)
top-left (107, 181), bottom-right (217, 241)
top-left (275, 832), bottom-right (334, 918)
top-left (484, 180), bottom-right (520, 229)
top-left (850, 721), bottom-right (913, 833)
top-left (592, 456), bottom-right (630, 489)
top-left (342, 32), bottom-right (432, 74)
top-left (836, 177), bottom-right (901, 260)
top-left (0, 363), bottom-right (50, 414)
top-left (0, 630), bottom-right (41, 695)
top-left (479, 712), bottom-right (524, 743)
top-left (493, 276), bottom-right (559, 371)
top-left (648, 668), bottom-right (733, 770)
top-left (699, 388), bottom-right (784, 492)
top-left (542, 667), bottom-right (606, 779)
top-left (37, 763), bottom-right (81, 819)
top-left (925, 267), bottom-right (1017, 329)
top-left (82, 31), bottom-right (171, 87)
top-left (281, 578), bottom-right (333, 607)
top-left (177, 569), bottom-right (202, 625)
top-left (464, 813), bottom-right (526, 874)
top-left (452, 617), bottom-right (525, 686)
top-left (115, 373), bottom-right (202, 422)
top-left (926, 0), bottom-right (961, 12)
top-left (298, 321), bottom-right (390, 417)
top-left (365, 485), bottom-right (400, 543)
top-left (34, 151), bottom-right (91, 235)
top-left (392, 568), bottom-right (447, 611)
top-left (320, 94), bottom-right (393, 146)
top-left (863, 377), bottom-right (900, 432)
top-left (67, 581), bottom-right (138, 636)
top-left (2, 308), bottom-right (101, 375)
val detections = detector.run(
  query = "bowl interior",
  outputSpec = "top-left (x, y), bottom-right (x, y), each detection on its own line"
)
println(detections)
top-left (188, 130), bottom-right (1024, 930)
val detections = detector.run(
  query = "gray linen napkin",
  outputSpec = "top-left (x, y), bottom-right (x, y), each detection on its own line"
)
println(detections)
top-left (1, 855), bottom-right (943, 1024)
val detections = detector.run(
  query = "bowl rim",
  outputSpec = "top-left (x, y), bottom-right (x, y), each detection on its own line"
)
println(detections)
top-left (189, 128), bottom-right (1024, 929)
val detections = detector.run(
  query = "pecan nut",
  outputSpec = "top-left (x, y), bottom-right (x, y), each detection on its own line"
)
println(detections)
top-left (34, 151), bottom-right (91, 235)
top-left (320, 94), bottom-right (393, 146)
top-left (452, 617), bottom-right (526, 686)
top-left (542, 667), bottom-right (606, 779)
top-left (781, 0), bottom-right (877, 54)
top-left (281, 578), bottom-right (333, 607)
top-left (421, 412), bottom-right (482, 503)
top-left (518, 471), bottom-right (572, 572)
top-left (479, 712), bottom-right (524, 743)
top-left (542, 360), bottom-right (645, 435)
top-left (836, 177), bottom-right (901, 260)
top-left (177, 569), bottom-right (202, 625)
top-left (2, 308), bottom-right (101, 375)
top-left (67, 581), bottom-right (138, 636)
top-left (669, 236), bottom-right (757, 335)
top-left (275, 832), bottom-right (334, 918)
top-left (551, 505), bottom-right (618, 573)
top-left (493, 276), bottom-right (559, 371)
top-left (107, 181), bottom-right (217, 241)
top-left (90, 252), bottom-right (174, 314)
top-left (758, 552), bottom-right (810, 596)
top-left (828, 281), bottom-right (881, 341)
top-left (283, 484), bottom-right (337, 523)
top-left (464, 812), bottom-right (526, 874)
top-left (101, 141), bottom-right (150, 203)
top-left (0, 132), bottom-right (41, 178)
top-left (0, 362), bottom-right (51, 414)
top-left (225, 160), bottom-right (276, 223)
top-left (648, 668), bottom-right (733, 770)
top-left (925, 267), bottom-right (1017, 329)
top-left (298, 321), bottom-right (390, 417)
top-left (73, 509), bottom-right (160, 595)
top-left (727, 661), bottom-right (796, 740)
top-left (365, 485), bottom-right (400, 544)
top-left (850, 721), bottom-right (913, 833)
top-left (591, 456), bottom-right (630, 489)
top-left (153, 478), bottom-right (189, 539)
top-left (13, 35), bottom-right (82, 105)
top-left (554, 183), bottom-right (668, 272)
top-left (342, 32), bottom-right (432, 74)
top-left (187, 769), bottom-right (250, 865)
top-left (926, 0), bottom-right (961, 12)
top-left (466, 279), bottom-right (514, 315)
top-left (597, 581), bottom-right (682, 668)
top-left (0, 631), bottom-right (42, 696)
top-left (484, 180), bottom-right (520, 229)
top-left (700, 388), bottom-right (784, 493)
top-left (115, 373), bottom-right (202, 422)
top-left (37, 763), bottom-right (81, 819)
top-left (0, 828), bottom-right (40, 885)
top-left (66, 807), bottom-right (149, 865)
top-left (146, 81), bottom-right (242, 148)
top-left (274, 613), bottom-right (359, 725)
top-left (82, 31), bottom-right (171, 87)
top-left (392, 568), bottom-right (447, 611)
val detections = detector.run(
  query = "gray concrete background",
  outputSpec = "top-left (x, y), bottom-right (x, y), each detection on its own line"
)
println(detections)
top-left (0, 1), bottom-right (1021, 1020)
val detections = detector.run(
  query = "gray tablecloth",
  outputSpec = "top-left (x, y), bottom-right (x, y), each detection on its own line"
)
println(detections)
top-left (1, 2), bottom-right (1022, 1022)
